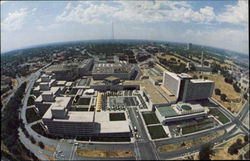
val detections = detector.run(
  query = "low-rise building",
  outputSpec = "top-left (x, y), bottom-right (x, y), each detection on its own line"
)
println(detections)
top-left (155, 103), bottom-right (207, 124)
top-left (94, 112), bottom-right (131, 137)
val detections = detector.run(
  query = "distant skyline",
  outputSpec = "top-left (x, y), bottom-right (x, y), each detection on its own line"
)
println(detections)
top-left (1, 0), bottom-right (249, 55)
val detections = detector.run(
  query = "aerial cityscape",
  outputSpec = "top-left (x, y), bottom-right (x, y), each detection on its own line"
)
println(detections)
top-left (1, 0), bottom-right (249, 161)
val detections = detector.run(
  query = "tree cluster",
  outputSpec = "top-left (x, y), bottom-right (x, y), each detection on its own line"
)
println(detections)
top-left (199, 144), bottom-right (214, 160)
top-left (1, 82), bottom-right (38, 160)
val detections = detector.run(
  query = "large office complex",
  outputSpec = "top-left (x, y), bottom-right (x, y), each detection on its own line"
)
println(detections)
top-left (34, 71), bottom-right (131, 137)
top-left (163, 72), bottom-right (214, 102)
top-left (47, 58), bottom-right (94, 81)
top-left (32, 59), bottom-right (215, 139)
top-left (186, 43), bottom-right (192, 50)
top-left (92, 63), bottom-right (137, 80)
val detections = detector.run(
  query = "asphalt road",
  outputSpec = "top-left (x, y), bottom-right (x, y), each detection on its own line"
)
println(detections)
top-left (1, 76), bottom-right (26, 112)
top-left (127, 107), bottom-right (158, 160)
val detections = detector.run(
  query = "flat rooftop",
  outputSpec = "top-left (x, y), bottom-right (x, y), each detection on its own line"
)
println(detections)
top-left (40, 87), bottom-right (61, 95)
top-left (94, 112), bottom-right (130, 133)
top-left (143, 81), bottom-right (170, 104)
top-left (165, 71), bottom-right (181, 80)
top-left (51, 97), bottom-right (71, 110)
top-left (157, 106), bottom-right (178, 117)
top-left (54, 111), bottom-right (94, 122)
top-left (35, 95), bottom-right (43, 103)
top-left (123, 80), bottom-right (177, 104)
top-left (178, 73), bottom-right (193, 79)
top-left (151, 75), bottom-right (163, 82)
top-left (77, 78), bottom-right (91, 86)
top-left (99, 121), bottom-right (130, 133)
top-left (65, 82), bottom-right (73, 87)
top-left (57, 81), bottom-right (66, 85)
top-left (105, 76), bottom-right (120, 81)
top-left (190, 79), bottom-right (214, 83)
top-left (47, 63), bottom-right (78, 71)
top-left (92, 63), bottom-right (134, 74)
top-left (157, 103), bottom-right (205, 117)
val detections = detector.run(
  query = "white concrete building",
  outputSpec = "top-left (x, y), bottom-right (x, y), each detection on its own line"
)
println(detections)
top-left (162, 72), bottom-right (214, 102)
top-left (155, 103), bottom-right (207, 124)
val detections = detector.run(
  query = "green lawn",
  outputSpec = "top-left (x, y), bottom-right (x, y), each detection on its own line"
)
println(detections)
top-left (208, 108), bottom-right (230, 124)
top-left (109, 113), bottom-right (126, 121)
top-left (26, 108), bottom-right (41, 124)
top-left (69, 88), bottom-right (78, 95)
top-left (142, 113), bottom-right (160, 125)
top-left (182, 119), bottom-right (215, 135)
top-left (27, 96), bottom-right (35, 106)
top-left (147, 125), bottom-right (168, 139)
top-left (78, 98), bottom-right (91, 105)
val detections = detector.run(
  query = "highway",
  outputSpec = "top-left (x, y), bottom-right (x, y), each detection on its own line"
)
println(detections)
top-left (1, 76), bottom-right (27, 112)
top-left (127, 107), bottom-right (159, 160)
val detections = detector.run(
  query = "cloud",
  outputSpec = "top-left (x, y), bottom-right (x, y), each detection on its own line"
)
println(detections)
top-left (56, 0), bottom-right (248, 26)
top-left (56, 1), bottom-right (216, 25)
top-left (36, 23), bottom-right (61, 31)
top-left (113, 1), bottom-right (215, 24)
top-left (56, 2), bottom-right (118, 24)
top-left (184, 28), bottom-right (248, 54)
top-left (217, 0), bottom-right (248, 26)
top-left (1, 8), bottom-right (37, 31)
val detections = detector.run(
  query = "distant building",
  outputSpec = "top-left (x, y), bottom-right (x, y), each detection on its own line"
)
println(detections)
top-left (47, 58), bottom-right (94, 81)
top-left (1, 76), bottom-right (12, 85)
top-left (163, 72), bottom-right (214, 102)
top-left (240, 77), bottom-right (249, 90)
top-left (187, 43), bottom-right (192, 50)
top-left (92, 63), bottom-right (136, 80)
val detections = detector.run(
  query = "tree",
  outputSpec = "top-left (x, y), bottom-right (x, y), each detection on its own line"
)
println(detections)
top-left (243, 93), bottom-right (248, 100)
top-left (220, 93), bottom-right (227, 102)
top-left (170, 57), bottom-right (176, 62)
top-left (244, 150), bottom-right (250, 160)
top-left (215, 88), bottom-right (221, 95)
top-left (225, 77), bottom-right (233, 84)
top-left (244, 135), bottom-right (249, 143)
top-left (228, 138), bottom-right (245, 155)
top-left (233, 83), bottom-right (241, 93)
top-left (38, 141), bottom-right (45, 149)
top-left (199, 144), bottom-right (214, 160)
top-left (29, 136), bottom-right (36, 144)
top-left (204, 61), bottom-right (209, 66)
top-left (236, 138), bottom-right (242, 145)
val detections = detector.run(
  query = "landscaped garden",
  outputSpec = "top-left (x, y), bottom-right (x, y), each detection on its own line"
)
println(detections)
top-left (208, 108), bottom-right (230, 124)
top-left (147, 125), bottom-right (168, 139)
top-left (142, 112), bottom-right (160, 125)
top-left (109, 113), bottom-right (126, 121)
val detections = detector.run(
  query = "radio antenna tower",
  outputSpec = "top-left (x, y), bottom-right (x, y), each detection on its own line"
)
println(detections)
top-left (112, 21), bottom-right (114, 41)
top-left (201, 50), bottom-right (204, 79)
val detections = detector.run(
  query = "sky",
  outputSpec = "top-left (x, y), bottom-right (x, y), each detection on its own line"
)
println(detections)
top-left (1, 0), bottom-right (249, 55)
